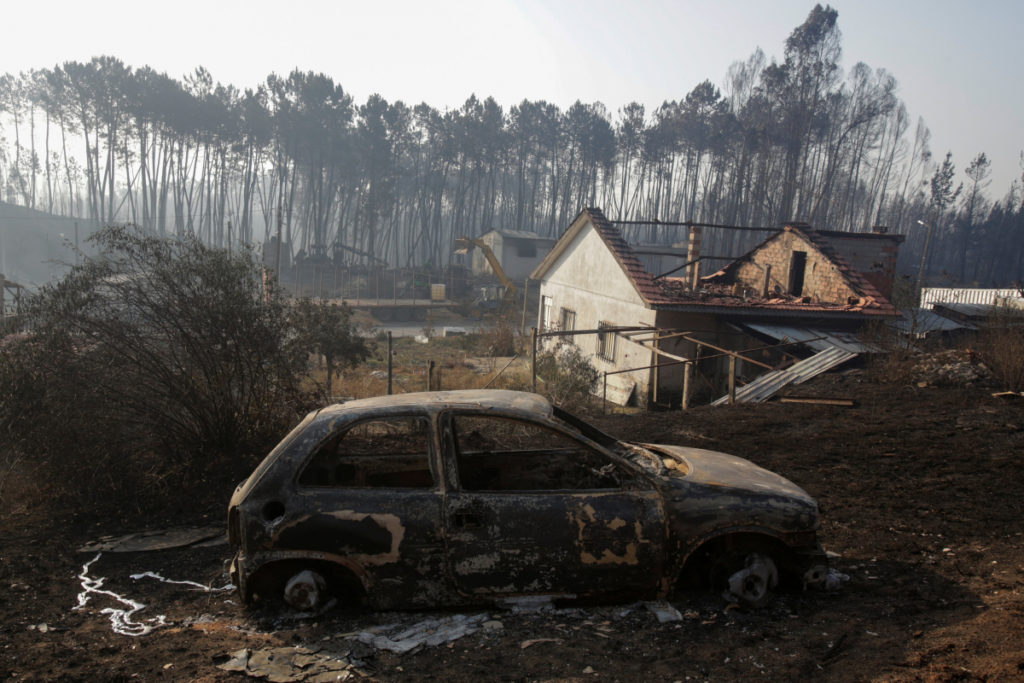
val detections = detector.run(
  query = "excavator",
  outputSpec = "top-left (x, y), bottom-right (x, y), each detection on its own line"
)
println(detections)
top-left (454, 236), bottom-right (519, 310)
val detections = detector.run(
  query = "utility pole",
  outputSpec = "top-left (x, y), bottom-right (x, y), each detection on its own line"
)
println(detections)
top-left (915, 218), bottom-right (935, 304)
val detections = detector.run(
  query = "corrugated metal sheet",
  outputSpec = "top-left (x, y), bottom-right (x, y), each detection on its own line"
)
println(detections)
top-left (894, 309), bottom-right (976, 336)
top-left (741, 323), bottom-right (871, 354)
top-left (920, 287), bottom-right (1021, 309)
top-left (712, 347), bottom-right (858, 405)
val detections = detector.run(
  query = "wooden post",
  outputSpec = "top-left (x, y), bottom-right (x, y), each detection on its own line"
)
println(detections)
top-left (426, 360), bottom-right (435, 391)
top-left (728, 355), bottom-right (737, 404)
top-left (520, 279), bottom-right (529, 333)
top-left (531, 327), bottom-right (538, 393)
top-left (652, 335), bottom-right (660, 405)
top-left (387, 331), bottom-right (393, 395)
top-left (603, 373), bottom-right (608, 414)
top-left (682, 362), bottom-right (691, 411)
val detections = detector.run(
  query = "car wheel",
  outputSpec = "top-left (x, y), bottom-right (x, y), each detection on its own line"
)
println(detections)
top-left (711, 552), bottom-right (779, 607)
top-left (283, 569), bottom-right (326, 611)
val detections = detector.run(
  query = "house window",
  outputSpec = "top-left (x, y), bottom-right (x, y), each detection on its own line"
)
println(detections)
top-left (540, 296), bottom-right (553, 331)
top-left (597, 322), bottom-right (616, 361)
top-left (788, 251), bottom-right (807, 296)
top-left (559, 307), bottom-right (576, 333)
top-left (516, 242), bottom-right (537, 258)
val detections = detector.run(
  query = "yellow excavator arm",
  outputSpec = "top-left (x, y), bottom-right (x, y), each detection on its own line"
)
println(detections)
top-left (455, 236), bottom-right (518, 300)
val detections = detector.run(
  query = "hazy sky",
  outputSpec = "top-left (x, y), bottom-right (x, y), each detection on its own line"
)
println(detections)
top-left (4, 0), bottom-right (1022, 197)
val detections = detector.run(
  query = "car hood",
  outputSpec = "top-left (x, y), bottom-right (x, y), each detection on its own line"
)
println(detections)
top-left (639, 443), bottom-right (814, 502)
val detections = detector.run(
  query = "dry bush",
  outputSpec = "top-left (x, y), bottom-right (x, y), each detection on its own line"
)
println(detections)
top-left (480, 319), bottom-right (519, 357)
top-left (974, 313), bottom-right (1024, 391)
top-left (860, 319), bottom-right (919, 384)
top-left (0, 227), bottom-right (315, 512)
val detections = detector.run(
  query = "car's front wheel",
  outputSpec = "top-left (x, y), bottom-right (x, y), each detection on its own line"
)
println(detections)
top-left (713, 552), bottom-right (778, 607)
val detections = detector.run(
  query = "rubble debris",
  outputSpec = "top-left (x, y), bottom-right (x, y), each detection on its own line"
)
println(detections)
top-left (644, 601), bottom-right (683, 623)
top-left (912, 350), bottom-right (990, 386)
top-left (825, 569), bottom-right (850, 590)
top-left (500, 595), bottom-right (559, 614)
top-left (74, 553), bottom-right (167, 637)
top-left (778, 395), bottom-right (856, 407)
top-left (353, 613), bottom-right (489, 654)
top-left (520, 638), bottom-right (562, 650)
top-left (76, 526), bottom-right (225, 553)
top-left (217, 645), bottom-right (358, 682)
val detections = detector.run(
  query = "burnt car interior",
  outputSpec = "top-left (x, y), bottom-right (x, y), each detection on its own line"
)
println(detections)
top-left (452, 415), bottom-right (623, 491)
top-left (298, 416), bottom-right (435, 489)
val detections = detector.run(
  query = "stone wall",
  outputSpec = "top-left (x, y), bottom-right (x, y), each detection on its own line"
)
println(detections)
top-left (731, 231), bottom-right (859, 304)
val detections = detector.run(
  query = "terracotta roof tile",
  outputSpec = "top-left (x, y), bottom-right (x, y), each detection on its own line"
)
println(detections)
top-left (581, 210), bottom-right (898, 317)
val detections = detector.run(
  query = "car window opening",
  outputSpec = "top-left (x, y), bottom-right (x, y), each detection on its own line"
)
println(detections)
top-left (299, 416), bottom-right (435, 488)
top-left (453, 415), bottom-right (622, 492)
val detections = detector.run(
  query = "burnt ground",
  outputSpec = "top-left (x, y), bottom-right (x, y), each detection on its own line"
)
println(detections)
top-left (2, 357), bottom-right (1024, 681)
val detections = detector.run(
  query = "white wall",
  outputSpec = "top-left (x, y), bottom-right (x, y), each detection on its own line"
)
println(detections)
top-left (536, 223), bottom-right (657, 404)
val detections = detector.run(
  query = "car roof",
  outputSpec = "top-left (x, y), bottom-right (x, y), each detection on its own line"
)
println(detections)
top-left (317, 389), bottom-right (555, 418)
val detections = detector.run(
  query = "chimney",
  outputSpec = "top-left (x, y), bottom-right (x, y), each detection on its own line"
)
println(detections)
top-left (687, 225), bottom-right (703, 289)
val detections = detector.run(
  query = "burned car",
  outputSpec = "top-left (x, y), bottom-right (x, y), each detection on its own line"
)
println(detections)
top-left (228, 390), bottom-right (828, 610)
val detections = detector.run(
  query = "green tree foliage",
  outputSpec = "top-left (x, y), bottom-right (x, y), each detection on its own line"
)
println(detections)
top-left (535, 339), bottom-right (600, 412)
top-left (0, 226), bottom-right (312, 499)
top-left (290, 298), bottom-right (370, 397)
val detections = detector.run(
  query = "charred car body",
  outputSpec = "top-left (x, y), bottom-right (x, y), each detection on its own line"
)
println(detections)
top-left (228, 390), bottom-right (828, 609)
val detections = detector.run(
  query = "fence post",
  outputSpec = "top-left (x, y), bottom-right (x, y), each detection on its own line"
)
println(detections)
top-left (531, 327), bottom-right (538, 393)
top-left (681, 362), bottom-right (690, 411)
top-left (728, 355), bottom-right (737, 404)
top-left (387, 331), bottom-right (393, 395)
top-left (426, 360), bottom-right (435, 391)
top-left (603, 372), bottom-right (608, 414)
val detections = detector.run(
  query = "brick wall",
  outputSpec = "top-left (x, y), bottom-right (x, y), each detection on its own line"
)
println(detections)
top-left (731, 232), bottom-right (859, 304)
top-left (821, 234), bottom-right (901, 299)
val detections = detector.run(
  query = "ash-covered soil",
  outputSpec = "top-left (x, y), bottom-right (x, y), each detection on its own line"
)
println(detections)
top-left (2, 359), bottom-right (1023, 681)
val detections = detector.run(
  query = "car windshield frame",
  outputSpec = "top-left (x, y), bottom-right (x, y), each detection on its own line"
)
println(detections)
top-left (551, 406), bottom-right (621, 449)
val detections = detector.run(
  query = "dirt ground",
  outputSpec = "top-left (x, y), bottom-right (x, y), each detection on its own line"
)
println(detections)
top-left (2, 354), bottom-right (1023, 682)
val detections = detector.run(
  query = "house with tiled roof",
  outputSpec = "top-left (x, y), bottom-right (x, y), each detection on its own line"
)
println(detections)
top-left (530, 208), bottom-right (903, 406)
top-left (465, 229), bottom-right (557, 282)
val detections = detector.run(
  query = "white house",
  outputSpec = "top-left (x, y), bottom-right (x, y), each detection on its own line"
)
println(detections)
top-left (469, 229), bottom-right (557, 282)
top-left (531, 208), bottom-right (903, 406)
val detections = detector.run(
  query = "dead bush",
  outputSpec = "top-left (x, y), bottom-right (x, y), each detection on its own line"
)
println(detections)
top-left (974, 313), bottom-right (1024, 391)
top-left (481, 319), bottom-right (518, 357)
top-left (860, 319), bottom-right (919, 384)
top-left (0, 226), bottom-right (315, 511)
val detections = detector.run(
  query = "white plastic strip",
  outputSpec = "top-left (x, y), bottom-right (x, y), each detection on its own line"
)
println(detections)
top-left (130, 571), bottom-right (234, 592)
top-left (74, 553), bottom-right (167, 637)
